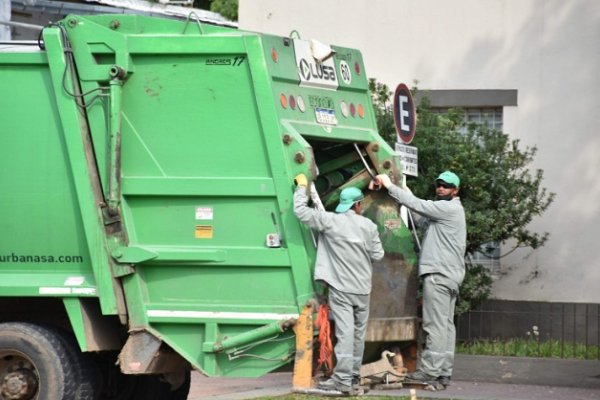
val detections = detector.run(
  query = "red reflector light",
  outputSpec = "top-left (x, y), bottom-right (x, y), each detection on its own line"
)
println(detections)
top-left (289, 95), bottom-right (296, 110)
top-left (271, 48), bottom-right (279, 63)
top-left (354, 62), bottom-right (361, 74)
top-left (280, 93), bottom-right (288, 108)
top-left (349, 103), bottom-right (356, 117)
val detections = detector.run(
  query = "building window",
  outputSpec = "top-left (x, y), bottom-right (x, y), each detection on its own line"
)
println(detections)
top-left (431, 107), bottom-right (503, 134)
top-left (465, 107), bottom-right (503, 131)
top-left (470, 241), bottom-right (502, 276)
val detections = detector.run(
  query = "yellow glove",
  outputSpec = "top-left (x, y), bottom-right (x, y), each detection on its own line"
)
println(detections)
top-left (294, 173), bottom-right (308, 187)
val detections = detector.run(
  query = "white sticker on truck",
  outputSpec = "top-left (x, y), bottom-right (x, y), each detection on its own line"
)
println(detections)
top-left (294, 39), bottom-right (338, 90)
top-left (64, 276), bottom-right (85, 286)
top-left (147, 310), bottom-right (299, 321)
top-left (39, 287), bottom-right (97, 295)
top-left (339, 60), bottom-right (352, 85)
top-left (195, 206), bottom-right (213, 220)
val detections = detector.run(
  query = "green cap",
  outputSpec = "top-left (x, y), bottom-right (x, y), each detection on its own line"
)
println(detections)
top-left (335, 187), bottom-right (364, 213)
top-left (436, 171), bottom-right (460, 188)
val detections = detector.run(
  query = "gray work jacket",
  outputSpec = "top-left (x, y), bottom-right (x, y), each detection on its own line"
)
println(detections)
top-left (388, 185), bottom-right (466, 288)
top-left (293, 187), bottom-right (384, 295)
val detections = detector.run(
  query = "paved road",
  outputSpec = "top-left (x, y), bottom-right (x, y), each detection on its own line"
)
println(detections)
top-left (187, 371), bottom-right (600, 400)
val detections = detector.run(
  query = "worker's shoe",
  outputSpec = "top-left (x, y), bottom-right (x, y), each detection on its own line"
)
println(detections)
top-left (317, 378), bottom-right (337, 391)
top-left (318, 378), bottom-right (364, 396)
top-left (406, 371), bottom-right (437, 383)
top-left (437, 375), bottom-right (451, 387)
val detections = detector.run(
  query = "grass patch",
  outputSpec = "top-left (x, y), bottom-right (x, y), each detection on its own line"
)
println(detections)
top-left (253, 396), bottom-right (434, 400)
top-left (456, 338), bottom-right (600, 359)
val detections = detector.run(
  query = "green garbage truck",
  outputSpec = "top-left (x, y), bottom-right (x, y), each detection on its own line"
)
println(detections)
top-left (0, 14), bottom-right (418, 399)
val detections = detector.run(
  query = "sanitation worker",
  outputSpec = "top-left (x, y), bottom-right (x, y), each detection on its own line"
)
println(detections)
top-left (293, 174), bottom-right (384, 396)
top-left (371, 171), bottom-right (466, 390)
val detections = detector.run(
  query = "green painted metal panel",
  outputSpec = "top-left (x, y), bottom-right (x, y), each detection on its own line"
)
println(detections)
top-left (63, 298), bottom-right (88, 350)
top-left (43, 29), bottom-right (125, 318)
top-left (0, 53), bottom-right (96, 298)
top-left (0, 14), bottom-right (418, 378)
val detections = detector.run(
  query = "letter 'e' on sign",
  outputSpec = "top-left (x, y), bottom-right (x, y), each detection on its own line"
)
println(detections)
top-left (393, 83), bottom-right (416, 144)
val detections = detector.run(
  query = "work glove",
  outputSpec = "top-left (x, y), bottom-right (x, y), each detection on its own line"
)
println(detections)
top-left (294, 173), bottom-right (308, 187)
top-left (375, 174), bottom-right (392, 189)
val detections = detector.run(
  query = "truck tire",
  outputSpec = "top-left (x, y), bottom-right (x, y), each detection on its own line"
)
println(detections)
top-left (49, 326), bottom-right (99, 400)
top-left (0, 322), bottom-right (79, 400)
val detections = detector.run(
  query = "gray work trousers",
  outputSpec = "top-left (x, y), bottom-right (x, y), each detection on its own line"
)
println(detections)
top-left (419, 273), bottom-right (459, 378)
top-left (329, 286), bottom-right (370, 389)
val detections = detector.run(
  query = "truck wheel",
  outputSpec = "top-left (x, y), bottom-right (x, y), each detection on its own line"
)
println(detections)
top-left (49, 326), bottom-right (99, 400)
top-left (0, 322), bottom-right (78, 400)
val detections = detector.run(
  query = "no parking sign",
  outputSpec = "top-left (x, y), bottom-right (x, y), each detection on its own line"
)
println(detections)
top-left (393, 83), bottom-right (416, 144)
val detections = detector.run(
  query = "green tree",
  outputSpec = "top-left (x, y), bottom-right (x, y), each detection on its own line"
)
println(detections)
top-left (191, 0), bottom-right (238, 21)
top-left (369, 79), bottom-right (396, 145)
top-left (369, 79), bottom-right (555, 314)
top-left (209, 0), bottom-right (238, 21)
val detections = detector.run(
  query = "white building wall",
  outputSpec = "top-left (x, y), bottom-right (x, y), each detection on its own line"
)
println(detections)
top-left (240, 0), bottom-right (600, 303)
top-left (0, 0), bottom-right (10, 40)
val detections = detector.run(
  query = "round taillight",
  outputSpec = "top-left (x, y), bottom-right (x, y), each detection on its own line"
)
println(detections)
top-left (297, 96), bottom-right (306, 112)
top-left (349, 103), bottom-right (356, 117)
top-left (289, 95), bottom-right (296, 110)
top-left (357, 104), bottom-right (365, 118)
top-left (280, 93), bottom-right (288, 108)
top-left (271, 47), bottom-right (279, 63)
top-left (340, 101), bottom-right (349, 117)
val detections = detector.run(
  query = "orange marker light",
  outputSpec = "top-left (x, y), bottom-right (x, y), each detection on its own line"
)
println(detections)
top-left (357, 104), bottom-right (365, 118)
top-left (280, 93), bottom-right (288, 108)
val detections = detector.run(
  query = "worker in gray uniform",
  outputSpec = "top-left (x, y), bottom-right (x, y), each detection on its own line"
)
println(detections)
top-left (372, 171), bottom-right (466, 389)
top-left (293, 174), bottom-right (384, 396)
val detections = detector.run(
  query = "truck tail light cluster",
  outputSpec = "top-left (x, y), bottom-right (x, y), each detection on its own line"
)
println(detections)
top-left (279, 93), bottom-right (364, 119)
top-left (340, 101), bottom-right (364, 119)
top-left (280, 93), bottom-right (306, 113)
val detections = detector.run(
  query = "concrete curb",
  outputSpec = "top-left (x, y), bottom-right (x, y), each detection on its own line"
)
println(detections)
top-left (453, 354), bottom-right (600, 388)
